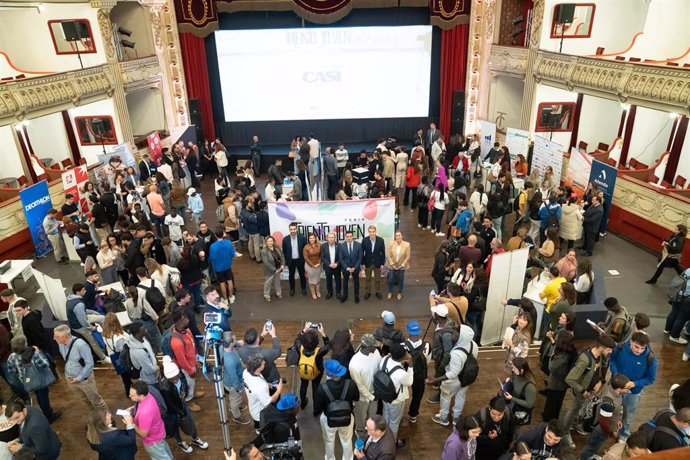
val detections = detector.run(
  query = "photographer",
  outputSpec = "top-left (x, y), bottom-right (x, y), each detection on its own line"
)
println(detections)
top-left (259, 393), bottom-right (301, 446)
top-left (237, 324), bottom-right (282, 383)
top-left (244, 355), bottom-right (284, 432)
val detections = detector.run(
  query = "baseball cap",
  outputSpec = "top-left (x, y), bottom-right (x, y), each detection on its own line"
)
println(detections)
top-left (187, 187), bottom-right (196, 196)
top-left (324, 359), bottom-right (347, 377)
top-left (407, 321), bottom-right (422, 336)
top-left (431, 304), bottom-right (449, 318)
top-left (277, 393), bottom-right (299, 411)
top-left (360, 334), bottom-right (377, 347)
top-left (381, 310), bottom-right (396, 325)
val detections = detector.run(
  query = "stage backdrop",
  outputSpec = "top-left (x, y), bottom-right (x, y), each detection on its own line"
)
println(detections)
top-left (19, 180), bottom-right (53, 258)
top-left (267, 198), bottom-right (396, 247)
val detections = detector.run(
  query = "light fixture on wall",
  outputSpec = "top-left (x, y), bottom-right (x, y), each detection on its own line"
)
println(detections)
top-left (113, 22), bottom-right (137, 60)
top-left (0, 2), bottom-right (45, 13)
top-left (117, 26), bottom-right (132, 37)
top-left (511, 29), bottom-right (526, 38)
top-left (512, 16), bottom-right (525, 25)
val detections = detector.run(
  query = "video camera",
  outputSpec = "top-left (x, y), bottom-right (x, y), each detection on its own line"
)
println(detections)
top-left (262, 438), bottom-right (303, 460)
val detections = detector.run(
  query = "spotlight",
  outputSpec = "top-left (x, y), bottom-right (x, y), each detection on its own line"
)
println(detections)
top-left (121, 40), bottom-right (136, 49)
top-left (511, 28), bottom-right (526, 38)
top-left (117, 26), bottom-right (132, 36)
top-left (512, 16), bottom-right (525, 25)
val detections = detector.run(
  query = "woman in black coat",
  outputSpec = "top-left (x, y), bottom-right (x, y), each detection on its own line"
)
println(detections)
top-left (87, 408), bottom-right (137, 460)
top-left (431, 241), bottom-right (451, 293)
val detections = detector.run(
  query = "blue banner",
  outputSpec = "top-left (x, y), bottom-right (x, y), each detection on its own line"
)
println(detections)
top-left (588, 160), bottom-right (618, 232)
top-left (19, 180), bottom-right (53, 258)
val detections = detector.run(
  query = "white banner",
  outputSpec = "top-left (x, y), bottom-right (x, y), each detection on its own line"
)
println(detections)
top-left (268, 198), bottom-right (396, 248)
top-left (532, 135), bottom-right (564, 182)
top-left (565, 147), bottom-right (593, 191)
top-left (479, 120), bottom-right (497, 159)
top-left (505, 127), bottom-right (530, 160)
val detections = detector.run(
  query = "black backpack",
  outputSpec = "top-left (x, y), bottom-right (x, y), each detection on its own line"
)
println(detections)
top-left (323, 381), bottom-right (352, 428)
top-left (142, 280), bottom-right (166, 313)
top-left (373, 356), bottom-right (404, 403)
top-left (102, 289), bottom-right (126, 313)
top-left (637, 409), bottom-right (690, 449)
top-left (117, 343), bottom-right (141, 379)
top-left (546, 206), bottom-right (560, 231)
top-left (405, 340), bottom-right (428, 381)
top-left (456, 342), bottom-right (479, 387)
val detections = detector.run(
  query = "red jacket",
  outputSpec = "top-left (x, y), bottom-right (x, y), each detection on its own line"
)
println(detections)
top-left (405, 166), bottom-right (421, 188)
top-left (170, 327), bottom-right (197, 376)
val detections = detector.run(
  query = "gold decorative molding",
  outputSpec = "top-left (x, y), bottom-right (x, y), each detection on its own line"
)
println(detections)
top-left (613, 177), bottom-right (690, 231)
top-left (121, 56), bottom-right (163, 88)
top-left (533, 51), bottom-right (690, 115)
top-left (97, 8), bottom-right (116, 60)
top-left (0, 67), bottom-right (113, 126)
top-left (489, 45), bottom-right (528, 77)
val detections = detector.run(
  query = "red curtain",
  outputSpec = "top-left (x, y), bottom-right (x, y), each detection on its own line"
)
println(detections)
top-left (439, 24), bottom-right (470, 138)
top-left (664, 116), bottom-right (688, 184)
top-left (179, 33), bottom-right (215, 142)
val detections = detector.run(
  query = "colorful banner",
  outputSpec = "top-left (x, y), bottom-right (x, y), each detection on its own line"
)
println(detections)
top-left (532, 135), bottom-right (564, 182)
top-left (588, 160), bottom-right (618, 232)
top-left (19, 180), bottom-right (53, 258)
top-left (565, 147), bottom-right (593, 193)
top-left (479, 120), bottom-right (496, 160)
top-left (267, 198), bottom-right (396, 248)
top-left (147, 132), bottom-right (163, 166)
top-left (61, 165), bottom-right (90, 214)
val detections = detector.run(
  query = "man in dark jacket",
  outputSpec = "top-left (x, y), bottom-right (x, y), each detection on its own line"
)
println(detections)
top-left (580, 194), bottom-right (604, 256)
top-left (517, 419), bottom-right (563, 460)
top-left (355, 414), bottom-right (396, 460)
top-left (373, 310), bottom-right (404, 356)
top-left (13, 300), bottom-right (51, 354)
top-left (474, 396), bottom-right (514, 460)
top-left (141, 232), bottom-right (167, 265)
top-left (6, 400), bottom-right (61, 460)
top-left (121, 233), bottom-right (144, 284)
top-left (649, 407), bottom-right (690, 452)
top-left (83, 270), bottom-right (100, 311)
top-left (259, 393), bottom-right (301, 445)
top-left (139, 153), bottom-right (157, 183)
top-left (0, 324), bottom-right (30, 403)
top-left (267, 159), bottom-right (284, 194)
top-left (282, 222), bottom-right (307, 296)
top-left (321, 232), bottom-right (341, 299)
top-left (90, 195), bottom-right (109, 244)
top-left (361, 225), bottom-right (386, 300)
top-left (159, 357), bottom-right (208, 454)
top-left (236, 326), bottom-right (281, 383)
top-left (250, 135), bottom-right (262, 175)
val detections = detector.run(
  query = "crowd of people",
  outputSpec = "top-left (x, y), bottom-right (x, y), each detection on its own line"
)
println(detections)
top-left (0, 127), bottom-right (687, 460)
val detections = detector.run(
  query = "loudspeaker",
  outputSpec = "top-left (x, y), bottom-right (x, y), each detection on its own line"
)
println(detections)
top-left (61, 21), bottom-right (81, 41)
top-left (451, 91), bottom-right (465, 136)
top-left (556, 3), bottom-right (576, 24)
top-left (188, 98), bottom-right (204, 139)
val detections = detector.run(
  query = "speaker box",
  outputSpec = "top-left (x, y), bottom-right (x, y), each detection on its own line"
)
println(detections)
top-left (556, 3), bottom-right (576, 24)
top-left (61, 21), bottom-right (80, 41)
top-left (188, 98), bottom-right (204, 140)
top-left (451, 91), bottom-right (465, 136)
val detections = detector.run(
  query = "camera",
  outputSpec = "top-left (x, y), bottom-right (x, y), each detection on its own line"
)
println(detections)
top-left (309, 322), bottom-right (320, 329)
top-left (264, 320), bottom-right (273, 332)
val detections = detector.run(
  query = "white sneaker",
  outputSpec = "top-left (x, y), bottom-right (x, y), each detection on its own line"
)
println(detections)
top-left (533, 340), bottom-right (542, 346)
top-left (436, 232), bottom-right (445, 236)
top-left (177, 441), bottom-right (193, 453)
top-left (670, 336), bottom-right (688, 345)
top-left (101, 357), bottom-right (112, 364)
top-left (192, 438), bottom-right (209, 449)
top-left (417, 224), bottom-right (422, 228)
top-left (426, 226), bottom-right (431, 230)
top-left (235, 252), bottom-right (243, 257)
top-left (229, 295), bottom-right (236, 304)
top-left (683, 353), bottom-right (690, 361)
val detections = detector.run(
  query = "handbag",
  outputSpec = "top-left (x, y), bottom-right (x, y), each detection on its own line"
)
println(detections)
top-left (23, 355), bottom-right (56, 392)
top-left (108, 338), bottom-right (127, 375)
top-left (427, 193), bottom-right (436, 212)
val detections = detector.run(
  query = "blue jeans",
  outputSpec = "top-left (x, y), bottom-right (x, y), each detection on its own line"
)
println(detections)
top-left (176, 206), bottom-right (187, 225)
top-left (619, 392), bottom-right (642, 440)
top-left (387, 269), bottom-right (405, 294)
top-left (492, 216), bottom-right (503, 240)
top-left (0, 361), bottom-right (29, 402)
top-left (665, 299), bottom-right (690, 338)
top-left (143, 319), bottom-right (163, 354)
top-left (186, 282), bottom-right (203, 312)
top-left (150, 214), bottom-right (166, 237)
top-left (466, 311), bottom-right (484, 342)
top-left (143, 439), bottom-right (174, 460)
top-left (580, 424), bottom-right (608, 460)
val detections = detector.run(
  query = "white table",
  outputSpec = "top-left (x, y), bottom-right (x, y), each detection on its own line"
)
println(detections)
top-left (0, 260), bottom-right (34, 290)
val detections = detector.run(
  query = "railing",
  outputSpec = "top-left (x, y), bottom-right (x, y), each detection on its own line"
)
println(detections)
top-left (489, 45), bottom-right (529, 76)
top-left (120, 56), bottom-right (162, 88)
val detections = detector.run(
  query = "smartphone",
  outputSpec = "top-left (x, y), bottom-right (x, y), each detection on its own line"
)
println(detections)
top-left (116, 409), bottom-right (130, 417)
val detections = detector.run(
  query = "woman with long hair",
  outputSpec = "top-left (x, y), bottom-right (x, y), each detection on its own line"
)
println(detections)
top-left (548, 282), bottom-right (577, 332)
top-left (293, 325), bottom-right (331, 415)
top-left (303, 233), bottom-right (322, 300)
top-left (404, 159), bottom-right (422, 209)
top-left (417, 175), bottom-right (433, 229)
top-left (506, 313), bottom-right (533, 370)
top-left (542, 330), bottom-right (578, 421)
top-left (503, 357), bottom-right (537, 426)
top-left (107, 234), bottom-right (129, 285)
top-left (177, 245), bottom-right (204, 310)
top-left (574, 258), bottom-right (594, 304)
top-left (506, 441), bottom-right (531, 460)
top-left (87, 408), bottom-right (137, 460)
top-left (123, 285), bottom-right (163, 354)
top-left (538, 228), bottom-right (561, 266)
top-left (97, 241), bottom-right (119, 285)
top-left (441, 414), bottom-right (481, 460)
top-left (144, 258), bottom-right (176, 298)
top-left (514, 154), bottom-right (528, 179)
top-left (451, 261), bottom-right (476, 294)
top-left (260, 235), bottom-right (285, 302)
top-left (102, 312), bottom-right (131, 397)
top-left (330, 328), bottom-right (355, 376)
top-left (527, 191), bottom-right (543, 242)
top-left (430, 183), bottom-right (450, 236)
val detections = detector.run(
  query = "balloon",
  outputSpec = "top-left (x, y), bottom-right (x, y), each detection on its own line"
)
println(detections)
top-left (362, 200), bottom-right (378, 220)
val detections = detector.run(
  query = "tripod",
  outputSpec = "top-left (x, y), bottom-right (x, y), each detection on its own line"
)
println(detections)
top-left (202, 331), bottom-right (232, 454)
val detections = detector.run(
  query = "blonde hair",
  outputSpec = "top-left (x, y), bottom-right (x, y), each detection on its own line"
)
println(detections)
top-left (144, 258), bottom-right (163, 276)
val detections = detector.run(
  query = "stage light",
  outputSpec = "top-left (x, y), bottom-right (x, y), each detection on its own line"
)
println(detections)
top-left (121, 40), bottom-right (136, 49)
top-left (512, 16), bottom-right (524, 25)
top-left (511, 28), bottom-right (526, 38)
top-left (118, 26), bottom-right (132, 37)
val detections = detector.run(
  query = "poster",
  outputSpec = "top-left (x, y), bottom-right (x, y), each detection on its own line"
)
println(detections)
top-left (589, 160), bottom-right (618, 232)
top-left (147, 132), bottom-right (163, 165)
top-left (505, 127), bottom-right (530, 159)
top-left (267, 198), bottom-right (396, 247)
top-left (61, 165), bottom-right (89, 213)
top-left (532, 135), bottom-right (564, 182)
top-left (19, 180), bottom-right (53, 258)
top-left (565, 147), bottom-right (593, 192)
top-left (479, 120), bottom-right (496, 159)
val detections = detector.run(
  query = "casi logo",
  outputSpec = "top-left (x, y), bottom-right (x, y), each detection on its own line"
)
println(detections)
top-left (302, 70), bottom-right (342, 83)
top-left (598, 170), bottom-right (607, 181)
top-left (24, 195), bottom-right (51, 211)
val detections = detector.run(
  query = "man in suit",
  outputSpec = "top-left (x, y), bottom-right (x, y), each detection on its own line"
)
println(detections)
top-left (339, 230), bottom-right (363, 304)
top-left (361, 226), bottom-right (386, 300)
top-left (6, 400), bottom-right (61, 459)
top-left (426, 122), bottom-right (440, 152)
top-left (321, 232), bottom-right (341, 300)
top-left (286, 171), bottom-right (303, 202)
top-left (138, 153), bottom-right (157, 183)
top-left (581, 194), bottom-right (605, 256)
top-left (282, 222), bottom-right (307, 296)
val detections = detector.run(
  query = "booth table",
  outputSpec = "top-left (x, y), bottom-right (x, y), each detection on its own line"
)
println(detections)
top-left (0, 260), bottom-right (35, 290)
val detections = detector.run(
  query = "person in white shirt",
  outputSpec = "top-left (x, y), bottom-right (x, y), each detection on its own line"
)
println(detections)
top-left (430, 136), bottom-right (446, 173)
top-left (430, 184), bottom-right (450, 236)
top-left (380, 343), bottom-right (414, 445)
top-left (426, 324), bottom-right (478, 427)
top-left (243, 354), bottom-right (284, 431)
top-left (335, 144), bottom-right (349, 176)
top-left (164, 209), bottom-right (185, 245)
top-left (469, 184), bottom-right (488, 223)
top-left (348, 334), bottom-right (382, 439)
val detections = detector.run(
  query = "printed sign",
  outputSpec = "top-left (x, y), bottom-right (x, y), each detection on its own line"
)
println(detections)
top-left (588, 160), bottom-right (618, 232)
top-left (532, 135), bottom-right (564, 181)
top-left (505, 127), bottom-right (530, 160)
top-left (147, 132), bottom-right (163, 165)
top-left (565, 147), bottom-right (593, 193)
top-left (479, 120), bottom-right (497, 159)
top-left (19, 181), bottom-right (53, 257)
top-left (61, 165), bottom-right (90, 213)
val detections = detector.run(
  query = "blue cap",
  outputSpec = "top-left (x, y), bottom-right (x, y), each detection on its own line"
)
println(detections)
top-left (407, 320), bottom-right (422, 336)
top-left (276, 393), bottom-right (299, 411)
top-left (324, 359), bottom-right (347, 377)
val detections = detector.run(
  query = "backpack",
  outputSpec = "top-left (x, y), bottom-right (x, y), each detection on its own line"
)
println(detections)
top-left (118, 343), bottom-right (141, 379)
top-left (216, 204), bottom-right (225, 223)
top-left (298, 345), bottom-right (320, 381)
top-left (576, 394), bottom-right (612, 433)
top-left (405, 340), bottom-right (428, 381)
top-left (620, 313), bottom-right (634, 341)
top-left (161, 327), bottom-right (184, 358)
top-left (323, 381), bottom-right (353, 428)
top-left (667, 273), bottom-right (688, 302)
top-left (513, 190), bottom-right (526, 213)
top-left (103, 289), bottom-right (126, 313)
top-left (636, 409), bottom-right (690, 449)
top-left (546, 206), bottom-right (560, 231)
top-left (373, 356), bottom-right (404, 403)
top-left (456, 342), bottom-right (479, 387)
top-left (177, 166), bottom-right (186, 179)
top-left (141, 280), bottom-right (166, 313)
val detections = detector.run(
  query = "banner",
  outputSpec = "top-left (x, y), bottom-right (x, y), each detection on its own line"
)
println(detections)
top-left (19, 181), bottom-right (53, 258)
top-left (479, 120), bottom-right (496, 159)
top-left (588, 160), bottom-right (618, 232)
top-left (505, 127), bottom-right (530, 160)
top-left (61, 165), bottom-right (89, 213)
top-left (532, 135), bottom-right (564, 182)
top-left (565, 147), bottom-right (593, 193)
top-left (147, 132), bottom-right (163, 165)
top-left (267, 198), bottom-right (396, 248)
